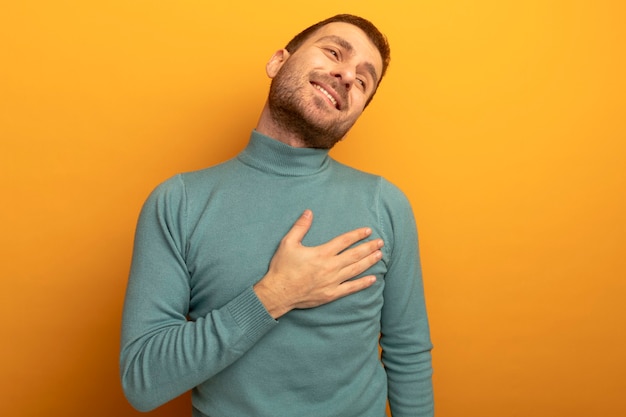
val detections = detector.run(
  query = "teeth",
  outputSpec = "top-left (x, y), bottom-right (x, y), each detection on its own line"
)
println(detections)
top-left (314, 84), bottom-right (337, 107)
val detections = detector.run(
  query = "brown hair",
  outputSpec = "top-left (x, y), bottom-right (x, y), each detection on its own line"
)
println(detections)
top-left (284, 14), bottom-right (391, 104)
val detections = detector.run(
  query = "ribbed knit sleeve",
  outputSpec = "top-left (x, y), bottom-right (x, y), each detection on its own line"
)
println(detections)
top-left (378, 179), bottom-right (434, 417)
top-left (120, 175), bottom-right (277, 412)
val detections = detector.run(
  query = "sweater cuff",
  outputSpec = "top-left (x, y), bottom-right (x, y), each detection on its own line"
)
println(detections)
top-left (228, 286), bottom-right (277, 342)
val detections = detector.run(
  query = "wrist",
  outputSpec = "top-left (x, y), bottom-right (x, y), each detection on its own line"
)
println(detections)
top-left (253, 277), bottom-right (292, 319)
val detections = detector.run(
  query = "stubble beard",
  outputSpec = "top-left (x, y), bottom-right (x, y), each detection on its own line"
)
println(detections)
top-left (268, 66), bottom-right (354, 149)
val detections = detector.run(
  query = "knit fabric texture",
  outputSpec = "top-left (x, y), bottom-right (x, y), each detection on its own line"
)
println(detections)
top-left (120, 130), bottom-right (433, 417)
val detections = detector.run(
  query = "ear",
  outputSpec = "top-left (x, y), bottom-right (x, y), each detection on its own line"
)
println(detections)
top-left (266, 49), bottom-right (291, 79)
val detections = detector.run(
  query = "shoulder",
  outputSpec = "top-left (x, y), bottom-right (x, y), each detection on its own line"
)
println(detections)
top-left (330, 159), bottom-right (411, 206)
top-left (149, 158), bottom-right (238, 197)
top-left (328, 158), bottom-right (379, 181)
top-left (139, 159), bottom-right (231, 212)
top-left (179, 158), bottom-right (238, 188)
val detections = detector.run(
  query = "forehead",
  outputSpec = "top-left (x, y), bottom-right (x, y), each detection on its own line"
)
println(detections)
top-left (301, 22), bottom-right (383, 76)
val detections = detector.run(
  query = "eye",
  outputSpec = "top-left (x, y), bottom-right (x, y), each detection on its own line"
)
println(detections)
top-left (326, 48), bottom-right (339, 59)
top-left (357, 78), bottom-right (366, 90)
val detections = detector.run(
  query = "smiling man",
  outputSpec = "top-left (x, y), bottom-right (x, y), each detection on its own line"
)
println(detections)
top-left (120, 14), bottom-right (433, 417)
top-left (259, 21), bottom-right (384, 149)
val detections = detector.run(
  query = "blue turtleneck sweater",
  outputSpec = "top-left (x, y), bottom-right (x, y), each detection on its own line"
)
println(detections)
top-left (120, 131), bottom-right (433, 417)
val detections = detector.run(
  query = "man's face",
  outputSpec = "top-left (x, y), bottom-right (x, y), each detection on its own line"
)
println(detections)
top-left (267, 22), bottom-right (384, 149)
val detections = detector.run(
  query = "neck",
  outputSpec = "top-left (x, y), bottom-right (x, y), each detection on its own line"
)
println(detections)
top-left (255, 101), bottom-right (309, 148)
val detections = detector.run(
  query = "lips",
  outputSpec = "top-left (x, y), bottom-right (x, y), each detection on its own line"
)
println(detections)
top-left (311, 82), bottom-right (341, 110)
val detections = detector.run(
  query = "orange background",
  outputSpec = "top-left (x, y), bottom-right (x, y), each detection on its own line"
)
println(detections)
top-left (1, 1), bottom-right (625, 416)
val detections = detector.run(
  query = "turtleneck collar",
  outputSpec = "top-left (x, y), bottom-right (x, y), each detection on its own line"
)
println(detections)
top-left (237, 130), bottom-right (331, 177)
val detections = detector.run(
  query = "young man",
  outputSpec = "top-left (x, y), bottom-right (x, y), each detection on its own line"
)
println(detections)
top-left (121, 14), bottom-right (433, 417)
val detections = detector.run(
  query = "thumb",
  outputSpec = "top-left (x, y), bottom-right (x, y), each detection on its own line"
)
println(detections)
top-left (284, 209), bottom-right (313, 245)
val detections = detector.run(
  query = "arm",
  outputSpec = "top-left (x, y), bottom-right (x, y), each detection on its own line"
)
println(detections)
top-left (120, 178), bottom-right (383, 411)
top-left (379, 181), bottom-right (434, 416)
top-left (120, 178), bottom-right (277, 411)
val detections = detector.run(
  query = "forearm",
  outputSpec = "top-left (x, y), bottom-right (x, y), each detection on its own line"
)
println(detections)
top-left (120, 286), bottom-right (276, 411)
top-left (384, 345), bottom-right (434, 417)
top-left (381, 259), bottom-right (434, 416)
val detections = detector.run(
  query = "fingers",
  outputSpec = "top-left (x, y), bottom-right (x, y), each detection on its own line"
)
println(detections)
top-left (282, 209), bottom-right (314, 245)
top-left (261, 211), bottom-right (385, 314)
top-left (337, 241), bottom-right (383, 281)
top-left (323, 227), bottom-right (374, 255)
top-left (337, 275), bottom-right (377, 298)
top-left (341, 237), bottom-right (384, 263)
top-left (283, 211), bottom-right (383, 270)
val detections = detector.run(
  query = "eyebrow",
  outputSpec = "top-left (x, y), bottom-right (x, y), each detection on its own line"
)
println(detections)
top-left (316, 35), bottom-right (380, 86)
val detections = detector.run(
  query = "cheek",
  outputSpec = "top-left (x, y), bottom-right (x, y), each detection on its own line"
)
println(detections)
top-left (349, 92), bottom-right (367, 112)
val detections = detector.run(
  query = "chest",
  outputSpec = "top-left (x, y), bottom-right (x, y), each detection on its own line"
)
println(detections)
top-left (183, 181), bottom-right (388, 321)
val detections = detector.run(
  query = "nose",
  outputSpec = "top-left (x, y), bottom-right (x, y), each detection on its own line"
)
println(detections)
top-left (331, 64), bottom-right (356, 91)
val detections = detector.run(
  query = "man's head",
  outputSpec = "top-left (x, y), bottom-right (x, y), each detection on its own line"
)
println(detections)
top-left (284, 14), bottom-right (391, 102)
top-left (261, 14), bottom-right (391, 149)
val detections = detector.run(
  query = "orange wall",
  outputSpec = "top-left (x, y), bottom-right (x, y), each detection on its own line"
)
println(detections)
top-left (1, 1), bottom-right (625, 416)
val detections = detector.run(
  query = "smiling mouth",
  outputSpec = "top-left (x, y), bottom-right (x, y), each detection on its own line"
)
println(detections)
top-left (311, 83), bottom-right (339, 109)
